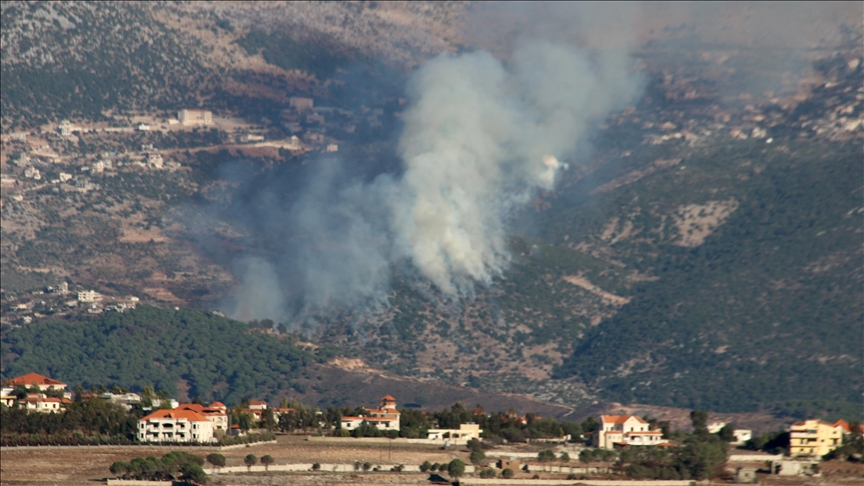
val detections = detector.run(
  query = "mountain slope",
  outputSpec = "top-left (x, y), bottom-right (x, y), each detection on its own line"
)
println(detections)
top-left (550, 139), bottom-right (862, 417)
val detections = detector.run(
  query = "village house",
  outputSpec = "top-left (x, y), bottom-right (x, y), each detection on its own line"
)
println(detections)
top-left (341, 395), bottom-right (401, 432)
top-left (707, 422), bottom-right (752, 444)
top-left (138, 408), bottom-right (215, 443)
top-left (427, 423), bottom-right (483, 441)
top-left (176, 402), bottom-right (229, 432)
top-left (289, 97), bottom-right (314, 111)
top-left (178, 109), bottom-right (213, 126)
top-left (22, 393), bottom-right (72, 413)
top-left (243, 400), bottom-right (268, 421)
top-left (593, 415), bottom-right (665, 449)
top-left (78, 290), bottom-right (102, 303)
top-left (2, 372), bottom-right (68, 396)
top-left (98, 391), bottom-right (142, 411)
top-left (789, 419), bottom-right (845, 457)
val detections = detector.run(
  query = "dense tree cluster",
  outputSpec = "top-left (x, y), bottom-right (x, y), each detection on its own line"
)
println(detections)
top-left (1, 306), bottom-right (336, 404)
top-left (109, 451), bottom-right (207, 484)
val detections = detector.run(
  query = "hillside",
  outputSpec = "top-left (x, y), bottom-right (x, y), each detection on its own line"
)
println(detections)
top-left (551, 139), bottom-right (862, 417)
top-left (1, 2), bottom-right (861, 422)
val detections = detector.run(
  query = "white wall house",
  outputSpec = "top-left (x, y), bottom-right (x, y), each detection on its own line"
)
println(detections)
top-left (341, 395), bottom-right (401, 432)
top-left (138, 409), bottom-right (215, 443)
top-left (594, 415), bottom-right (665, 449)
top-left (23, 395), bottom-right (70, 413)
top-left (427, 423), bottom-right (483, 441)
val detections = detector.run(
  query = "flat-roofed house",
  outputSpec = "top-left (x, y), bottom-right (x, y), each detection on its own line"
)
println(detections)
top-left (178, 109), bottom-right (213, 126)
top-left (789, 419), bottom-right (844, 457)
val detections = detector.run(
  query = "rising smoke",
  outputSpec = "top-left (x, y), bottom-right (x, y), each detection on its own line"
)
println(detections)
top-left (220, 17), bottom-right (645, 324)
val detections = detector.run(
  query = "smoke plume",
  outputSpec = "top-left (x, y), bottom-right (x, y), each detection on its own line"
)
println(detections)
top-left (220, 35), bottom-right (644, 323)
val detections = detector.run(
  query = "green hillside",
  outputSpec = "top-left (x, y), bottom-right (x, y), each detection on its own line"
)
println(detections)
top-left (0, 306), bottom-right (338, 405)
top-left (549, 139), bottom-right (862, 418)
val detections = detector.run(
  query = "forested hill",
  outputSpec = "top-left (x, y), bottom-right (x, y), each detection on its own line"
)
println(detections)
top-left (0, 306), bottom-right (338, 405)
top-left (549, 139), bottom-right (862, 418)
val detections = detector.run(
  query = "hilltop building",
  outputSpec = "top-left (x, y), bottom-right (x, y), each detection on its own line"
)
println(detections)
top-left (78, 290), bottom-right (102, 303)
top-left (178, 109), bottom-right (213, 126)
top-left (341, 395), bottom-right (401, 431)
top-left (594, 415), bottom-right (665, 449)
top-left (289, 97), bottom-right (314, 111)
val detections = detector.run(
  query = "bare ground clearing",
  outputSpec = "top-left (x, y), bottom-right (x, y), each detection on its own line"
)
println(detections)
top-left (0, 435), bottom-right (465, 486)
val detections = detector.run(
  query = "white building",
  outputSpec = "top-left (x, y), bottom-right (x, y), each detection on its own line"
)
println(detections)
top-left (138, 408), bottom-right (215, 443)
top-left (24, 167), bottom-right (41, 180)
top-left (59, 120), bottom-right (72, 136)
top-left (137, 123), bottom-right (150, 131)
top-left (78, 290), bottom-right (102, 303)
top-left (427, 423), bottom-right (482, 441)
top-left (326, 143), bottom-right (339, 152)
top-left (147, 154), bottom-right (164, 169)
top-left (23, 394), bottom-right (70, 413)
top-left (594, 415), bottom-right (665, 449)
top-left (59, 172), bottom-right (72, 182)
top-left (341, 395), bottom-right (401, 432)
top-left (98, 392), bottom-right (142, 411)
top-left (240, 134), bottom-right (264, 143)
top-left (289, 97), bottom-right (314, 111)
top-left (734, 429), bottom-right (753, 444)
top-left (178, 109), bottom-right (213, 126)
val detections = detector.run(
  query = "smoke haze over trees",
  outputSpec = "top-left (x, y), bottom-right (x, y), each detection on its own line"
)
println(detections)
top-left (216, 10), bottom-right (645, 325)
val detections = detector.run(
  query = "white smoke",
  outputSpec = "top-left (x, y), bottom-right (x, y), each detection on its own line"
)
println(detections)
top-left (220, 38), bottom-right (644, 322)
top-left (390, 41), bottom-right (643, 294)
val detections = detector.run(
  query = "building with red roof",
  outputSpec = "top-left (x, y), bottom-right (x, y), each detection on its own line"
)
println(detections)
top-left (138, 408), bottom-right (215, 443)
top-left (176, 403), bottom-right (229, 432)
top-left (22, 395), bottom-right (72, 413)
top-left (2, 372), bottom-right (67, 393)
top-left (341, 395), bottom-right (401, 432)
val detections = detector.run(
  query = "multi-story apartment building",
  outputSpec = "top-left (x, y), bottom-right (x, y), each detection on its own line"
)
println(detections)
top-left (789, 419), bottom-right (844, 457)
top-left (138, 409), bottom-right (215, 443)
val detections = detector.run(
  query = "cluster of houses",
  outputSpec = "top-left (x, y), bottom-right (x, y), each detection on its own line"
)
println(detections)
top-left (2, 372), bottom-right (862, 456)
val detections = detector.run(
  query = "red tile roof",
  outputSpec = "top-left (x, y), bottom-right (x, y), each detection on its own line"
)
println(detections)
top-left (176, 403), bottom-right (226, 416)
top-left (141, 409), bottom-right (209, 422)
top-left (381, 395), bottom-right (396, 401)
top-left (3, 372), bottom-right (67, 387)
top-left (601, 415), bottom-right (647, 425)
top-left (209, 401), bottom-right (227, 409)
top-left (833, 419), bottom-right (851, 433)
top-left (24, 397), bottom-right (67, 403)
